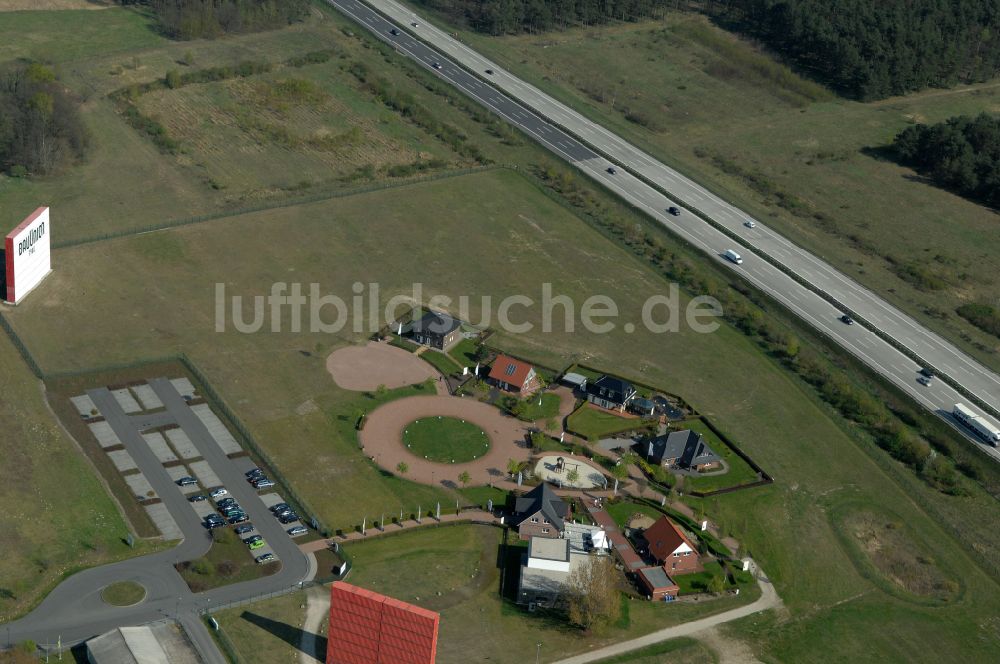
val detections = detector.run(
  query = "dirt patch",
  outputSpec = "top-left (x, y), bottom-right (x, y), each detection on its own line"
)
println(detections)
top-left (847, 510), bottom-right (959, 601)
top-left (326, 341), bottom-right (437, 391)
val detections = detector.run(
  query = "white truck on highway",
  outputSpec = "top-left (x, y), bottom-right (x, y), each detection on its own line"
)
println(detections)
top-left (953, 403), bottom-right (1000, 446)
top-left (724, 249), bottom-right (743, 265)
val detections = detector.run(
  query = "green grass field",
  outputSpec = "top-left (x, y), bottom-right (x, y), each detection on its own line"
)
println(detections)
top-left (5, 159), bottom-right (1000, 660)
top-left (407, 5), bottom-right (1000, 370)
top-left (403, 416), bottom-right (490, 463)
top-left (514, 391), bottom-right (561, 421)
top-left (99, 580), bottom-right (146, 607)
top-left (447, 337), bottom-right (481, 367)
top-left (567, 404), bottom-right (648, 440)
top-left (0, 333), bottom-right (161, 620)
top-left (418, 348), bottom-right (462, 376)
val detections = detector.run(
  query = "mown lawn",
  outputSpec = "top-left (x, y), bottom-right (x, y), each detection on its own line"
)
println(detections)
top-left (404, 416), bottom-right (490, 463)
top-left (567, 404), bottom-right (649, 440)
top-left (419, 348), bottom-right (461, 377)
top-left (678, 419), bottom-right (761, 493)
top-left (514, 391), bottom-right (561, 422)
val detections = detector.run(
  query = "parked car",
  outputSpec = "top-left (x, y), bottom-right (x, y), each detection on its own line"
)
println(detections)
top-left (188, 495), bottom-right (207, 502)
top-left (204, 516), bottom-right (224, 529)
top-left (245, 468), bottom-right (264, 479)
top-left (249, 539), bottom-right (266, 550)
top-left (840, 314), bottom-right (854, 325)
top-left (253, 479), bottom-right (275, 489)
top-left (217, 497), bottom-right (237, 508)
top-left (270, 503), bottom-right (290, 513)
top-left (234, 524), bottom-right (254, 535)
top-left (667, 206), bottom-right (680, 216)
top-left (228, 513), bottom-right (249, 524)
top-left (243, 535), bottom-right (263, 545)
top-left (255, 553), bottom-right (276, 564)
top-left (272, 507), bottom-right (292, 517)
top-left (176, 477), bottom-right (197, 486)
top-left (287, 526), bottom-right (308, 536)
top-left (279, 512), bottom-right (300, 524)
top-left (209, 488), bottom-right (228, 498)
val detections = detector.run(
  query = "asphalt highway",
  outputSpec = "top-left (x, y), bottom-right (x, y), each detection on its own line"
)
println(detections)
top-left (330, 0), bottom-right (1000, 461)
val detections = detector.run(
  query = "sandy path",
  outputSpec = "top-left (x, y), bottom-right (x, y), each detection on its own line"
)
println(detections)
top-left (359, 395), bottom-right (533, 486)
top-left (298, 586), bottom-right (330, 664)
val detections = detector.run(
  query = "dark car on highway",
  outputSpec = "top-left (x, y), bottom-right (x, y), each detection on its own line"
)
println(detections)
top-left (606, 166), bottom-right (616, 175)
top-left (389, 28), bottom-right (399, 36)
top-left (840, 314), bottom-right (854, 325)
top-left (668, 207), bottom-right (680, 216)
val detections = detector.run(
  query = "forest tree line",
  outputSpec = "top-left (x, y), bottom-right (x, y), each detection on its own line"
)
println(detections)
top-left (0, 63), bottom-right (88, 176)
top-left (709, 0), bottom-right (1000, 100)
top-left (413, 0), bottom-right (675, 34)
top-left (892, 113), bottom-right (1000, 209)
top-left (418, 1), bottom-right (1000, 100)
top-left (117, 0), bottom-right (310, 39)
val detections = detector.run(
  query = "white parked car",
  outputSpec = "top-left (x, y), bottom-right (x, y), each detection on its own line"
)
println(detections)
top-left (209, 488), bottom-right (228, 498)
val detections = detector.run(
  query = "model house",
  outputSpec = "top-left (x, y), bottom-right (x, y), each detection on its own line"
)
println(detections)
top-left (488, 354), bottom-right (541, 396)
top-left (511, 482), bottom-right (569, 540)
top-left (638, 429), bottom-right (722, 471)
top-left (586, 375), bottom-right (636, 412)
top-left (408, 310), bottom-right (462, 350)
top-left (642, 516), bottom-right (701, 574)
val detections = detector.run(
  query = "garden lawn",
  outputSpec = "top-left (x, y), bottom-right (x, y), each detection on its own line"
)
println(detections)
top-left (404, 416), bottom-right (490, 463)
top-left (567, 405), bottom-right (648, 440)
top-left (419, 348), bottom-right (462, 376)
top-left (515, 392), bottom-right (561, 422)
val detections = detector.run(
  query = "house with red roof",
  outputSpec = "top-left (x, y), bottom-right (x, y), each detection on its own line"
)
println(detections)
top-left (488, 354), bottom-right (541, 397)
top-left (642, 516), bottom-right (702, 575)
top-left (327, 581), bottom-right (439, 664)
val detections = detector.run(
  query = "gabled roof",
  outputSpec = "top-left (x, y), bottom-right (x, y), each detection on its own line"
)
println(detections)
top-left (586, 375), bottom-right (636, 404)
top-left (513, 482), bottom-right (568, 529)
top-left (639, 429), bottom-right (720, 467)
top-left (488, 354), bottom-right (535, 386)
top-left (644, 516), bottom-right (697, 563)
top-left (410, 310), bottom-right (461, 336)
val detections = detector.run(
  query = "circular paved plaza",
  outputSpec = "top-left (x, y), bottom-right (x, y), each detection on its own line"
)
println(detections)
top-left (359, 395), bottom-right (532, 486)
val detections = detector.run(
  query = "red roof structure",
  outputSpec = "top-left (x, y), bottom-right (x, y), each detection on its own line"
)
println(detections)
top-left (644, 516), bottom-right (697, 563)
top-left (327, 581), bottom-right (439, 664)
top-left (487, 354), bottom-right (537, 391)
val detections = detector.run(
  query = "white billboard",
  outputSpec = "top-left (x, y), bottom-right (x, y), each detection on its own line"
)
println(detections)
top-left (5, 206), bottom-right (51, 305)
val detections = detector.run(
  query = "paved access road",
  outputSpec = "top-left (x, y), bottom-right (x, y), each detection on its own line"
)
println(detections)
top-left (329, 0), bottom-right (1000, 461)
top-left (1, 379), bottom-right (311, 658)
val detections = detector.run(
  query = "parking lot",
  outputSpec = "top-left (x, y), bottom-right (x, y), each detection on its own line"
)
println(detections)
top-left (78, 377), bottom-right (308, 573)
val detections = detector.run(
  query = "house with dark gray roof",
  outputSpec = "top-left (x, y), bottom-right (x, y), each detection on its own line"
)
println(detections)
top-left (407, 310), bottom-right (462, 350)
top-left (511, 482), bottom-right (569, 540)
top-left (585, 375), bottom-right (637, 412)
top-left (637, 429), bottom-right (722, 471)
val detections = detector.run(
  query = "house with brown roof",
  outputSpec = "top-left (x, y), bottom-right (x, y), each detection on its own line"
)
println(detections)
top-left (642, 516), bottom-right (702, 574)
top-left (488, 354), bottom-right (541, 397)
top-left (511, 482), bottom-right (569, 540)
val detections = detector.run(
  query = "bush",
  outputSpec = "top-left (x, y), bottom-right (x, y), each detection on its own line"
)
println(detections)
top-left (9, 164), bottom-right (27, 177)
top-left (190, 559), bottom-right (215, 576)
top-left (165, 69), bottom-right (182, 89)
